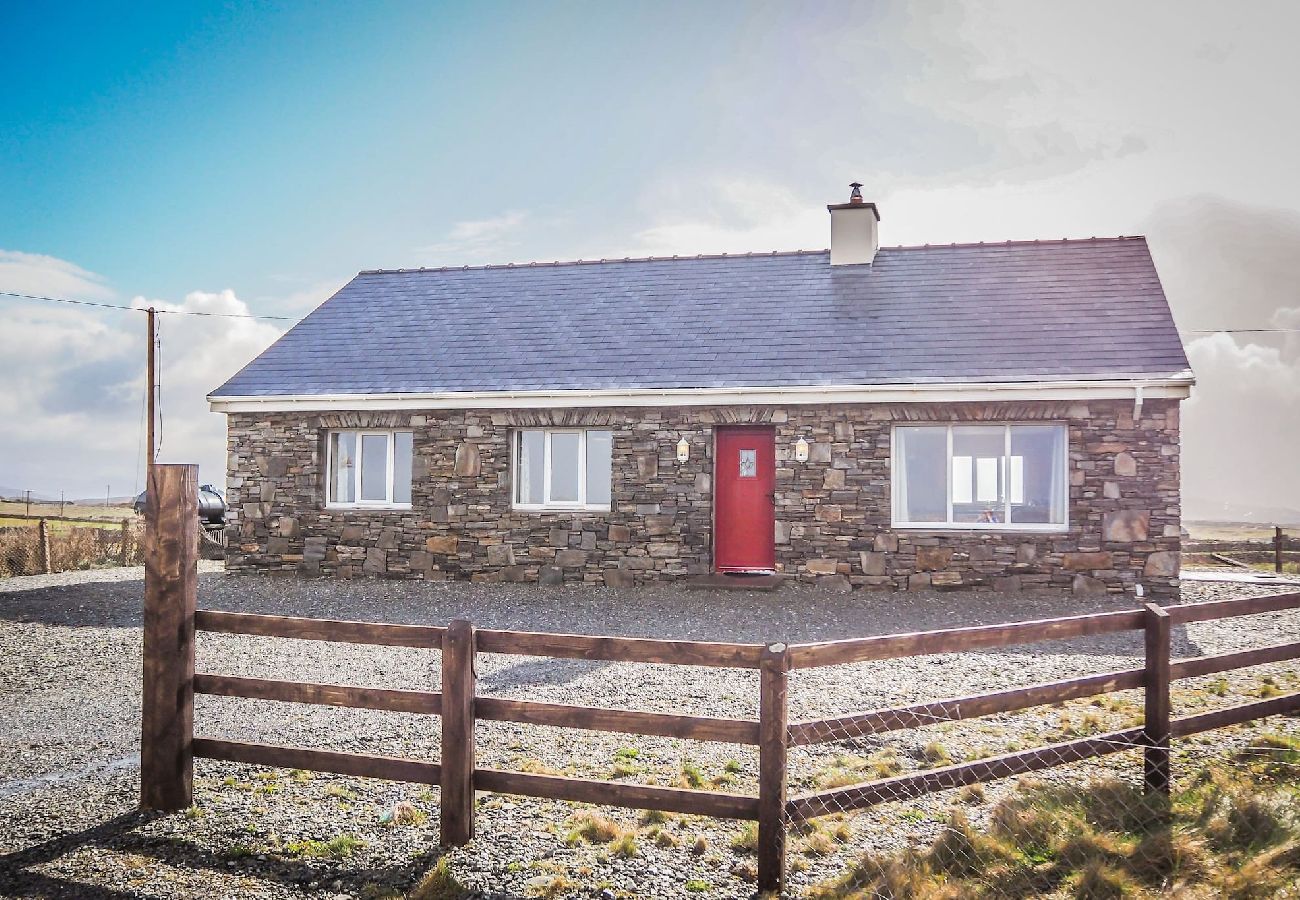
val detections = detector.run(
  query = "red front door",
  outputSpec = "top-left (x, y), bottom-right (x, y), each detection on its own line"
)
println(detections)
top-left (714, 425), bottom-right (776, 573)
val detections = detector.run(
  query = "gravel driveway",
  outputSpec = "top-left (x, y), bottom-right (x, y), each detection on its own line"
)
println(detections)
top-left (1, 568), bottom-right (1296, 899)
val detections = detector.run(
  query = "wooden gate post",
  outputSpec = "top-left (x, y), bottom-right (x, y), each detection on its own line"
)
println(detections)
top-left (757, 642), bottom-right (790, 895)
top-left (37, 518), bottom-right (52, 574)
top-left (1276, 526), bottom-right (1284, 574)
top-left (1143, 603), bottom-right (1172, 797)
top-left (440, 618), bottom-right (476, 845)
top-left (140, 463), bottom-right (199, 811)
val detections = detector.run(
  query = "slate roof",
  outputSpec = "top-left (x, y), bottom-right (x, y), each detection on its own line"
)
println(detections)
top-left (211, 237), bottom-right (1192, 398)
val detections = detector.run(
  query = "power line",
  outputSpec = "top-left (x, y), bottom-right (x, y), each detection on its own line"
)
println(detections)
top-left (5, 286), bottom-right (1297, 332)
top-left (0, 290), bottom-right (294, 320)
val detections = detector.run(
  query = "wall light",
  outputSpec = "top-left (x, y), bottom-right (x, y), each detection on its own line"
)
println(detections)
top-left (794, 436), bottom-right (810, 462)
top-left (676, 437), bottom-right (690, 463)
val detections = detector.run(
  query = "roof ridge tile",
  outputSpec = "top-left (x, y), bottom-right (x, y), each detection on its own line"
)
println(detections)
top-left (355, 235), bottom-right (1146, 276)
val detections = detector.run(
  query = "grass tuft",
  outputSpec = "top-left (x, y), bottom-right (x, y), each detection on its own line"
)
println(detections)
top-left (610, 832), bottom-right (639, 858)
top-left (921, 741), bottom-right (952, 767)
top-left (730, 822), bottom-right (759, 853)
top-left (678, 759), bottom-right (705, 789)
top-left (565, 812), bottom-right (630, 846)
top-left (410, 859), bottom-right (470, 900)
top-left (1074, 860), bottom-right (1141, 899)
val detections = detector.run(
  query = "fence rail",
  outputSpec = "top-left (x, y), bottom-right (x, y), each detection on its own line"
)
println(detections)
top-left (137, 464), bottom-right (1300, 894)
top-left (785, 608), bottom-right (1145, 668)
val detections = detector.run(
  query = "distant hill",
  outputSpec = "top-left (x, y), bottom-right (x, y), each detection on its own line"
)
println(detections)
top-left (0, 487), bottom-right (58, 502)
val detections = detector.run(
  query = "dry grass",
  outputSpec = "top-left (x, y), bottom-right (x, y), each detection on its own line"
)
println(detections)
top-left (809, 746), bottom-right (1300, 899)
top-left (730, 822), bottom-right (759, 853)
top-left (0, 499), bottom-right (135, 520)
top-left (564, 812), bottom-right (632, 847)
top-left (409, 859), bottom-right (470, 900)
top-left (0, 520), bottom-right (143, 577)
top-left (815, 750), bottom-right (905, 789)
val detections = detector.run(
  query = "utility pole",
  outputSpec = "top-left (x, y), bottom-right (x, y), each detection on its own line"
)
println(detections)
top-left (147, 307), bottom-right (157, 472)
top-left (25, 490), bottom-right (31, 516)
top-left (60, 490), bottom-right (65, 517)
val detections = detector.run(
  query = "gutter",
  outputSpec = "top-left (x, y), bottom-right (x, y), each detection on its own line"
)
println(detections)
top-left (207, 375), bottom-right (1195, 414)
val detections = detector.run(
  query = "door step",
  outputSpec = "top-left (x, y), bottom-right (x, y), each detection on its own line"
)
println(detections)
top-left (685, 573), bottom-right (785, 592)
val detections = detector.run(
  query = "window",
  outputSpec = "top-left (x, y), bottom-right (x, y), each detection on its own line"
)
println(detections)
top-left (513, 428), bottom-right (612, 510)
top-left (892, 424), bottom-right (1067, 530)
top-left (327, 430), bottom-right (413, 508)
top-left (738, 448), bottom-right (757, 478)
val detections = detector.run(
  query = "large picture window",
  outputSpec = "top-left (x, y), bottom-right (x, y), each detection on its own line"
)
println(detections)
top-left (513, 428), bottom-right (612, 511)
top-left (892, 424), bottom-right (1067, 530)
top-left (327, 430), bottom-right (413, 508)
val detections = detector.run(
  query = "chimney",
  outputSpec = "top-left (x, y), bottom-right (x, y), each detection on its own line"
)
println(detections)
top-left (828, 182), bottom-right (880, 266)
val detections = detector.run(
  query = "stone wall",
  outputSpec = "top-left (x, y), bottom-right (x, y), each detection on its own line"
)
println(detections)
top-left (223, 398), bottom-right (1181, 595)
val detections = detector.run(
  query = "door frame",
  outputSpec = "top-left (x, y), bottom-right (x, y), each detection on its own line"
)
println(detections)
top-left (711, 424), bottom-right (777, 574)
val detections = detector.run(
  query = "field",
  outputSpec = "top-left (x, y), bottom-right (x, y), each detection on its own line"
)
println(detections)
top-left (0, 516), bottom-right (132, 532)
top-left (1184, 520), bottom-right (1294, 542)
top-left (0, 499), bottom-right (135, 523)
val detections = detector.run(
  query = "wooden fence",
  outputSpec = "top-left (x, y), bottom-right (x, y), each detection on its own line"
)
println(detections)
top-left (1185, 526), bottom-right (1298, 573)
top-left (139, 466), bottom-right (1300, 893)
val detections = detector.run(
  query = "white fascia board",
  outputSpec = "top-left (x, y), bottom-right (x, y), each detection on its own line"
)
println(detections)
top-left (208, 376), bottom-right (1194, 413)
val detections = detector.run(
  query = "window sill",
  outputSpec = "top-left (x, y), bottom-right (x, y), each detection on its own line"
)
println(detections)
top-left (513, 505), bottom-right (611, 514)
top-left (892, 522), bottom-right (1069, 534)
top-left (325, 504), bottom-right (413, 512)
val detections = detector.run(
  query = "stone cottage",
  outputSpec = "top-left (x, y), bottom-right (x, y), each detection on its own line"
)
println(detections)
top-left (209, 186), bottom-right (1193, 595)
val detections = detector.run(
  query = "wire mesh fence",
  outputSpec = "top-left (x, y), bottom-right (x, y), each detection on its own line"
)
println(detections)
top-left (0, 516), bottom-right (145, 577)
top-left (783, 636), bottom-right (1300, 899)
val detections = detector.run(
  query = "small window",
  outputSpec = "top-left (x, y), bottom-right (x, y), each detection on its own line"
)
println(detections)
top-left (738, 449), bottom-right (757, 478)
top-left (326, 430), bottom-right (413, 508)
top-left (513, 428), bottom-right (612, 511)
top-left (892, 424), bottom-right (1067, 530)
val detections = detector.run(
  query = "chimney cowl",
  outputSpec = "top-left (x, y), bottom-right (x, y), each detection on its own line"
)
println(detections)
top-left (828, 182), bottom-right (880, 265)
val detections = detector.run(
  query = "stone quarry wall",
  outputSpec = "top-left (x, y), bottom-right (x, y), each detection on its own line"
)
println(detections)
top-left (223, 398), bottom-right (1181, 595)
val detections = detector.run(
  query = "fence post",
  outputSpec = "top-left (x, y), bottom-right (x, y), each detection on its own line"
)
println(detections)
top-left (440, 618), bottom-right (476, 845)
top-left (758, 642), bottom-right (790, 895)
top-left (37, 518), bottom-right (52, 574)
top-left (140, 463), bottom-right (199, 811)
top-left (120, 518), bottom-right (131, 566)
top-left (1276, 526), bottom-right (1284, 574)
top-left (1143, 602), bottom-right (1171, 797)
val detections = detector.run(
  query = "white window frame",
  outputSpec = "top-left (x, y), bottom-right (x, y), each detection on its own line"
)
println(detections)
top-left (511, 428), bottom-right (611, 512)
top-left (325, 429), bottom-right (413, 510)
top-left (890, 423), bottom-right (1069, 532)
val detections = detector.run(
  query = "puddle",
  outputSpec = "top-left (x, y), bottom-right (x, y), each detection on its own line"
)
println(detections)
top-left (0, 752), bottom-right (139, 800)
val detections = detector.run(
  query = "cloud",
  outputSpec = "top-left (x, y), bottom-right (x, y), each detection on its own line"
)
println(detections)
top-left (418, 211), bottom-right (529, 263)
top-left (628, 178), bottom-right (825, 257)
top-left (1183, 332), bottom-right (1300, 519)
top-left (0, 250), bottom-right (116, 301)
top-left (0, 252), bottom-right (283, 498)
top-left (1130, 198), bottom-right (1300, 517)
top-left (258, 274), bottom-right (351, 315)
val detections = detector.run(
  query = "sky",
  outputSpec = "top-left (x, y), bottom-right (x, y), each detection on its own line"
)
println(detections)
top-left (2, 0), bottom-right (1299, 520)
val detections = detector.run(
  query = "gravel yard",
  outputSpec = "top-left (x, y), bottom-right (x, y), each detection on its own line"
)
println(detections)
top-left (1, 567), bottom-right (1297, 899)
